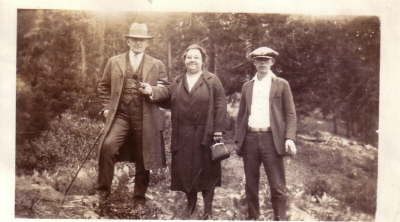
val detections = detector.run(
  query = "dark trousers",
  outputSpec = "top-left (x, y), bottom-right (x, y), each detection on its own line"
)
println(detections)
top-left (242, 131), bottom-right (288, 220)
top-left (98, 117), bottom-right (149, 201)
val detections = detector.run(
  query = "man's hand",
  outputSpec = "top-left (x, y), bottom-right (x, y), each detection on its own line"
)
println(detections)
top-left (285, 139), bottom-right (297, 155)
top-left (102, 109), bottom-right (110, 119)
top-left (138, 82), bottom-right (153, 96)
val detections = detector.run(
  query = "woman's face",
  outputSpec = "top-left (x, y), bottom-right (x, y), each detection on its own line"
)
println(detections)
top-left (185, 49), bottom-right (203, 74)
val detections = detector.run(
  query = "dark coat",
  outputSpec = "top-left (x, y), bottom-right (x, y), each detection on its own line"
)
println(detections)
top-left (235, 75), bottom-right (297, 155)
top-left (97, 52), bottom-right (169, 170)
top-left (152, 71), bottom-right (227, 148)
top-left (152, 71), bottom-right (227, 191)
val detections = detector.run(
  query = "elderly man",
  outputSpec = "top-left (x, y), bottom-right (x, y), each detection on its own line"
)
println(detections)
top-left (234, 47), bottom-right (297, 220)
top-left (96, 23), bottom-right (169, 210)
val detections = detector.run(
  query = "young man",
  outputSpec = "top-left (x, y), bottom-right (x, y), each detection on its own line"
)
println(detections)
top-left (235, 46), bottom-right (297, 220)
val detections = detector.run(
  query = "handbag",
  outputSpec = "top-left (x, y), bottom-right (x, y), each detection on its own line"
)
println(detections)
top-left (210, 141), bottom-right (230, 161)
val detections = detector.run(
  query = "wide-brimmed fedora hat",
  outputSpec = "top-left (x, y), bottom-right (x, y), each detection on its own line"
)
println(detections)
top-left (125, 23), bottom-right (153, 39)
top-left (248, 46), bottom-right (279, 60)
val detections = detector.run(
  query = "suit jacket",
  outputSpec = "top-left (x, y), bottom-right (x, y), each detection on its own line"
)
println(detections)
top-left (97, 52), bottom-right (169, 170)
top-left (235, 74), bottom-right (297, 155)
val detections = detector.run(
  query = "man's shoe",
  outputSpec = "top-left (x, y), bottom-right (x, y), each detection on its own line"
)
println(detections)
top-left (96, 190), bottom-right (110, 203)
top-left (133, 197), bottom-right (146, 207)
top-left (129, 199), bottom-right (146, 217)
top-left (247, 215), bottom-right (259, 220)
top-left (95, 190), bottom-right (110, 216)
top-left (132, 197), bottom-right (147, 215)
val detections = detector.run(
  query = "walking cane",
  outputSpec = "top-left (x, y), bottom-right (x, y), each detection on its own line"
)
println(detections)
top-left (61, 127), bottom-right (104, 205)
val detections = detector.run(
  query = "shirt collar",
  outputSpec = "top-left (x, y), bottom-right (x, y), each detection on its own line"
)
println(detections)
top-left (186, 70), bottom-right (203, 78)
top-left (251, 71), bottom-right (276, 82)
top-left (129, 51), bottom-right (144, 61)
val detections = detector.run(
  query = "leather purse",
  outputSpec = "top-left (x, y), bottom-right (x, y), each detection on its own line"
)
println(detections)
top-left (210, 142), bottom-right (230, 161)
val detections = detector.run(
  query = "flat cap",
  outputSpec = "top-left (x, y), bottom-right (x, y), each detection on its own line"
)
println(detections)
top-left (248, 47), bottom-right (279, 60)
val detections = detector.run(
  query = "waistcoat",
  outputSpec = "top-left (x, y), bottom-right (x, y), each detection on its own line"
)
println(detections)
top-left (116, 53), bottom-right (145, 130)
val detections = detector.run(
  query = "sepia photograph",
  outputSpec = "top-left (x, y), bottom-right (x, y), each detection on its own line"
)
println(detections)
top-left (2, 0), bottom-right (400, 221)
top-left (14, 8), bottom-right (380, 221)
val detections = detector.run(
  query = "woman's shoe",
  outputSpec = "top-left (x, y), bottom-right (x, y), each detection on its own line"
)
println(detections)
top-left (201, 212), bottom-right (212, 220)
top-left (184, 192), bottom-right (197, 218)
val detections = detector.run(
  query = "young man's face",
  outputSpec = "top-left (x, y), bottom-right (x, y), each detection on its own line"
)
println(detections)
top-left (254, 58), bottom-right (274, 73)
top-left (127, 38), bottom-right (148, 54)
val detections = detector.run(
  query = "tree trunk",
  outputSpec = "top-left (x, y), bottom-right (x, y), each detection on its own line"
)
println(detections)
top-left (167, 40), bottom-right (172, 79)
top-left (97, 17), bottom-right (106, 80)
top-left (208, 43), bottom-right (216, 73)
top-left (346, 120), bottom-right (351, 137)
top-left (364, 120), bottom-right (370, 143)
top-left (352, 121), bottom-right (360, 138)
top-left (80, 38), bottom-right (87, 84)
top-left (244, 39), bottom-right (252, 57)
top-left (333, 117), bottom-right (338, 134)
top-left (213, 43), bottom-right (218, 75)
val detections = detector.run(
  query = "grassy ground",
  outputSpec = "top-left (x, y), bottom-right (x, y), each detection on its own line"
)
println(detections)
top-left (15, 110), bottom-right (377, 220)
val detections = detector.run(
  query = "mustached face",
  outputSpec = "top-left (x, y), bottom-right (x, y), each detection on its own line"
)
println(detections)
top-left (184, 49), bottom-right (203, 74)
top-left (127, 38), bottom-right (148, 54)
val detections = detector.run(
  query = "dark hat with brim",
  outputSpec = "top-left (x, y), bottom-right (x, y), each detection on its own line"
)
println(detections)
top-left (125, 23), bottom-right (153, 39)
top-left (248, 47), bottom-right (279, 60)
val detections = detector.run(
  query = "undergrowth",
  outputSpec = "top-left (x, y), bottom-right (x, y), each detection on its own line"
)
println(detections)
top-left (298, 138), bottom-right (377, 215)
top-left (16, 110), bottom-right (103, 175)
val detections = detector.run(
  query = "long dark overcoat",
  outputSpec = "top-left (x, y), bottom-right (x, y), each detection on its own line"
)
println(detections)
top-left (235, 75), bottom-right (297, 155)
top-left (152, 71), bottom-right (227, 148)
top-left (152, 71), bottom-right (227, 191)
top-left (97, 52), bottom-right (169, 170)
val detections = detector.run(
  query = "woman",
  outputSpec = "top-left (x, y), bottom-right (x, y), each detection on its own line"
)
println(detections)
top-left (141, 44), bottom-right (227, 219)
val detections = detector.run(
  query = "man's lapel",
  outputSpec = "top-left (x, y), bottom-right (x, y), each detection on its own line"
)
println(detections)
top-left (142, 54), bottom-right (154, 82)
top-left (246, 80), bottom-right (254, 114)
top-left (269, 75), bottom-right (278, 100)
top-left (116, 52), bottom-right (127, 80)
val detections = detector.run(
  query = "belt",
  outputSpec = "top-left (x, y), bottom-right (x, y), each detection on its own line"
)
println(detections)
top-left (248, 127), bottom-right (271, 132)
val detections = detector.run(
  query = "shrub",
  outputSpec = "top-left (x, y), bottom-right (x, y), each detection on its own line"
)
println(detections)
top-left (298, 136), bottom-right (377, 215)
top-left (16, 110), bottom-right (103, 175)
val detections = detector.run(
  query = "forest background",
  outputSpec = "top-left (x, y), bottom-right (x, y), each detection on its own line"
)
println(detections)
top-left (16, 10), bottom-right (379, 150)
